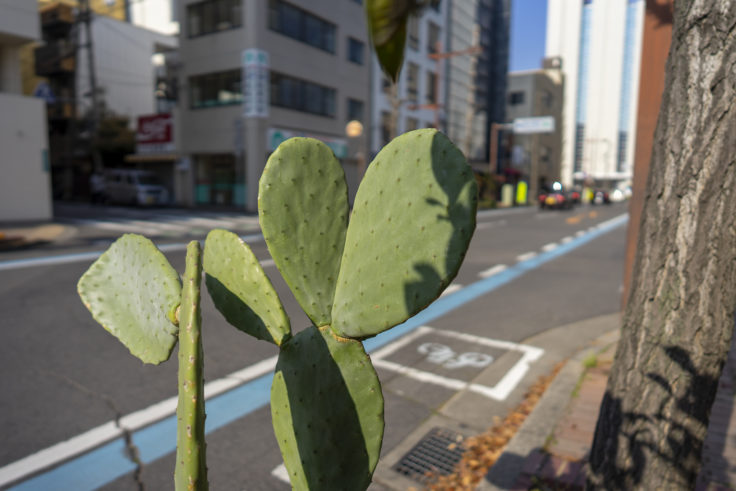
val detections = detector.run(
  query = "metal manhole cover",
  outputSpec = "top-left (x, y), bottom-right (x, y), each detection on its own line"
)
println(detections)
top-left (392, 427), bottom-right (467, 483)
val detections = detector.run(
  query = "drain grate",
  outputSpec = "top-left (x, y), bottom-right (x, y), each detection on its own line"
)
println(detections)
top-left (392, 427), bottom-right (467, 483)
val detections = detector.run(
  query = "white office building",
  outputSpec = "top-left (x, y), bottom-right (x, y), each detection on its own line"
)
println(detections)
top-left (545, 0), bottom-right (645, 186)
top-left (0, 0), bottom-right (52, 221)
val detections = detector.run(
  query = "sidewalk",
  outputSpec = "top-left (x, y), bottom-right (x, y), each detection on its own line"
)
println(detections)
top-left (479, 326), bottom-right (736, 490)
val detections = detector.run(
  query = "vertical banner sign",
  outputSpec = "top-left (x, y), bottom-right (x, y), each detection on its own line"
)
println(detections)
top-left (242, 49), bottom-right (270, 118)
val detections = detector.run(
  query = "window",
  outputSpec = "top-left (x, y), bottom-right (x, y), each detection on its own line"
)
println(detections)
top-left (407, 63), bottom-right (419, 102)
top-left (269, 0), bottom-right (336, 53)
top-left (189, 69), bottom-right (241, 109)
top-left (542, 89), bottom-right (554, 108)
top-left (408, 16), bottom-right (419, 50)
top-left (348, 37), bottom-right (364, 65)
top-left (509, 91), bottom-right (525, 105)
top-left (187, 0), bottom-right (241, 37)
top-left (406, 117), bottom-right (418, 132)
top-left (426, 71), bottom-right (437, 104)
top-left (270, 72), bottom-right (336, 117)
top-left (427, 22), bottom-right (440, 53)
top-left (347, 98), bottom-right (364, 122)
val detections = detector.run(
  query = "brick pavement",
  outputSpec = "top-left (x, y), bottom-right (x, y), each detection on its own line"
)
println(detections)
top-left (508, 334), bottom-right (736, 490)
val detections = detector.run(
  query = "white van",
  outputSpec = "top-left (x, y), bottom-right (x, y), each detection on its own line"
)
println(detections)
top-left (104, 169), bottom-right (170, 206)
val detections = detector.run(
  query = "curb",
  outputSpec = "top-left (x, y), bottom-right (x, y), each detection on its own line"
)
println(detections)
top-left (478, 329), bottom-right (619, 490)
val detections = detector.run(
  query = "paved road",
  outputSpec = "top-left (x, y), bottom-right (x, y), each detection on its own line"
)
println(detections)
top-left (0, 202), bottom-right (628, 490)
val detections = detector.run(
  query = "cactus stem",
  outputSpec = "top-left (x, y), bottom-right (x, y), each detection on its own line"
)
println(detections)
top-left (175, 241), bottom-right (208, 491)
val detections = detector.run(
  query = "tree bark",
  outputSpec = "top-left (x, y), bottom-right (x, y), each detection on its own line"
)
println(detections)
top-left (587, 2), bottom-right (736, 489)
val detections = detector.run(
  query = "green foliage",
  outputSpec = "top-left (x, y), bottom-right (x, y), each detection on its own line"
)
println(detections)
top-left (175, 241), bottom-right (208, 490)
top-left (332, 129), bottom-right (477, 338)
top-left (204, 229), bottom-right (291, 346)
top-left (77, 233), bottom-right (181, 364)
top-left (205, 130), bottom-right (476, 490)
top-left (271, 326), bottom-right (383, 489)
top-left (78, 237), bottom-right (209, 490)
top-left (364, 0), bottom-right (440, 81)
top-left (258, 138), bottom-right (348, 327)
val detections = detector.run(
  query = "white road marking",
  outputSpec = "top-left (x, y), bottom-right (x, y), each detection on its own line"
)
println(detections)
top-left (0, 356), bottom-right (278, 488)
top-left (516, 251), bottom-right (538, 262)
top-left (441, 284), bottom-right (463, 296)
top-left (541, 242), bottom-right (558, 252)
top-left (371, 326), bottom-right (544, 401)
top-left (479, 264), bottom-right (508, 278)
top-left (560, 236), bottom-right (574, 244)
top-left (271, 464), bottom-right (290, 484)
top-left (575, 230), bottom-right (586, 237)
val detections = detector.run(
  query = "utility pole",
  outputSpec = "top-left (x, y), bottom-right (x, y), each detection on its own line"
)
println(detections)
top-left (80, 0), bottom-right (101, 170)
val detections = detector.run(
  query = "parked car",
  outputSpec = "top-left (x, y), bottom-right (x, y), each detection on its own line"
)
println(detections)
top-left (104, 169), bottom-right (169, 206)
top-left (539, 182), bottom-right (575, 210)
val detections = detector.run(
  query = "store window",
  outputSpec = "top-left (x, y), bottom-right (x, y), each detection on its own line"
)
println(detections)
top-left (187, 0), bottom-right (242, 37)
top-left (189, 69), bottom-right (241, 109)
top-left (426, 71), bottom-right (437, 104)
top-left (271, 72), bottom-right (336, 117)
top-left (268, 0), bottom-right (336, 53)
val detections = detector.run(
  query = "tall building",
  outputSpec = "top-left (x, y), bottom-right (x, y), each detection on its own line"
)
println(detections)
top-left (370, 2), bottom-right (448, 154)
top-left (445, 0), bottom-right (510, 162)
top-left (0, 0), bottom-right (52, 220)
top-left (546, 0), bottom-right (645, 187)
top-left (177, 0), bottom-right (370, 211)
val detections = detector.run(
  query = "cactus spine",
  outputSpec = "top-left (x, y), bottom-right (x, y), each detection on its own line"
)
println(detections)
top-left (175, 241), bottom-right (208, 491)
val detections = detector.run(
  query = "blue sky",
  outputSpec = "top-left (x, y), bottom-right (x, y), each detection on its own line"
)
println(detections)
top-left (509, 0), bottom-right (548, 72)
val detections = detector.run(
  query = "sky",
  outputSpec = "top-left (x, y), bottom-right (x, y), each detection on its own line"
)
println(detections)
top-left (508, 0), bottom-right (548, 72)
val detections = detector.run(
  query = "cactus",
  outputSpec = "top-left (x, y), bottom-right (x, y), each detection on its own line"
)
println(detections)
top-left (78, 236), bottom-right (208, 491)
top-left (204, 128), bottom-right (477, 490)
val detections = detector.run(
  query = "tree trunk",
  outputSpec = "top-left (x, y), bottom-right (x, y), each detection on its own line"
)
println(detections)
top-left (587, 2), bottom-right (736, 489)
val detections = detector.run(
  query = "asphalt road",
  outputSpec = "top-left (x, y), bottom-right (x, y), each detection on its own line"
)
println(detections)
top-left (0, 202), bottom-right (628, 490)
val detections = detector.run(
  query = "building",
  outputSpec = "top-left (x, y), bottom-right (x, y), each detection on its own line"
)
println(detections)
top-left (0, 0), bottom-right (52, 221)
top-left (505, 61), bottom-right (564, 189)
top-left (545, 0), bottom-right (645, 187)
top-left (445, 0), bottom-right (510, 162)
top-left (177, 0), bottom-right (370, 211)
top-left (370, 2), bottom-right (448, 154)
top-left (34, 2), bottom-right (177, 199)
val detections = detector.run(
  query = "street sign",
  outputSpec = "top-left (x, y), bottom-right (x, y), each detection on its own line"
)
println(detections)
top-left (242, 49), bottom-right (269, 118)
top-left (512, 116), bottom-right (555, 134)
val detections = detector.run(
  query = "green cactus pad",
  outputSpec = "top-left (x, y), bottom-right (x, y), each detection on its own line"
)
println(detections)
top-left (332, 129), bottom-right (477, 338)
top-left (203, 229), bottom-right (290, 346)
top-left (271, 326), bottom-right (384, 490)
top-left (77, 234), bottom-right (181, 364)
top-left (259, 137), bottom-right (349, 327)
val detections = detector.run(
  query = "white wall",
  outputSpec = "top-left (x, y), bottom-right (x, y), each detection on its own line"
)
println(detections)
top-left (0, 0), bottom-right (39, 45)
top-left (129, 0), bottom-right (179, 35)
top-left (0, 94), bottom-right (52, 220)
top-left (76, 16), bottom-right (177, 123)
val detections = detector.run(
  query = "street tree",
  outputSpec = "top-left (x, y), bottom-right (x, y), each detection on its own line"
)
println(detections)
top-left (588, 1), bottom-right (736, 489)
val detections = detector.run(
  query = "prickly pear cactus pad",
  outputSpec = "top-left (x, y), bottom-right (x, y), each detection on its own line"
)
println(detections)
top-left (203, 229), bottom-right (291, 346)
top-left (271, 326), bottom-right (384, 490)
top-left (259, 137), bottom-right (349, 327)
top-left (77, 234), bottom-right (181, 364)
top-left (332, 129), bottom-right (477, 338)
